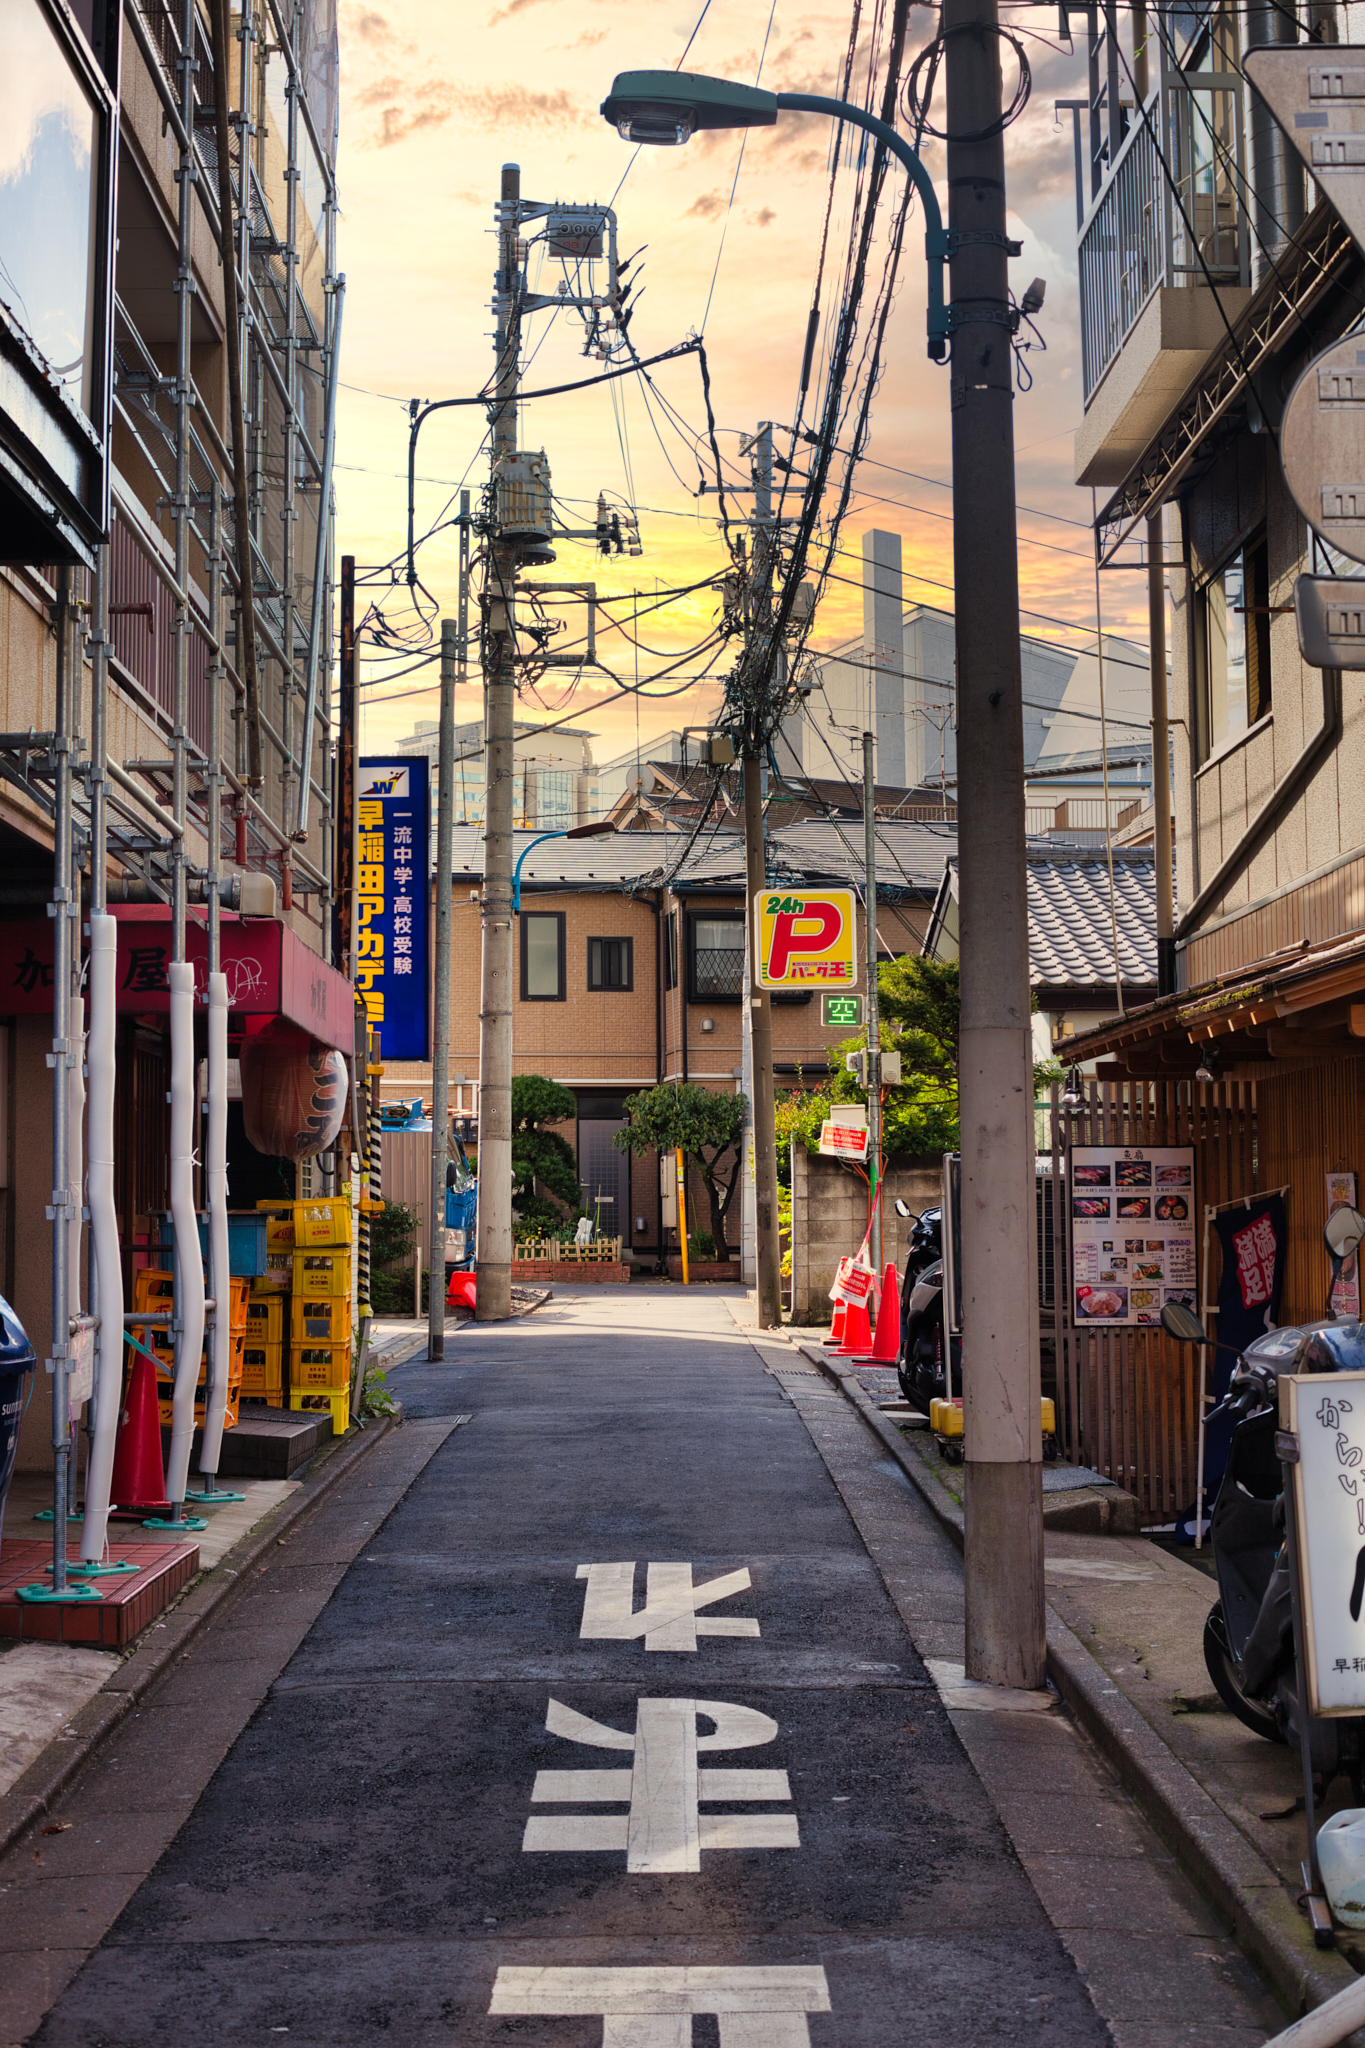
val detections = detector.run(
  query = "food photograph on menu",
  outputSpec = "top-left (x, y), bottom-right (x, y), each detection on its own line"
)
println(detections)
top-left (1070, 1145), bottom-right (1196, 1327)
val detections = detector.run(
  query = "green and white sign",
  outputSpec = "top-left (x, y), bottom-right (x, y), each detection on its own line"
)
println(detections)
top-left (822, 994), bottom-right (863, 1029)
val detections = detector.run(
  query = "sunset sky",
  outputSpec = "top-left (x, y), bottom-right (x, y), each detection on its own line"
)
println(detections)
top-left (331, 0), bottom-right (1141, 771)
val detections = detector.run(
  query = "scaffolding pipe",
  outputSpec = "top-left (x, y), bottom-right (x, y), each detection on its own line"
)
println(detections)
top-left (48, 569), bottom-right (76, 1591)
top-left (200, 479), bottom-right (231, 1486)
top-left (82, 918), bottom-right (122, 1560)
top-left (294, 274), bottom-right (345, 840)
top-left (165, 962), bottom-right (206, 1504)
top-left (66, 992), bottom-right (86, 1519)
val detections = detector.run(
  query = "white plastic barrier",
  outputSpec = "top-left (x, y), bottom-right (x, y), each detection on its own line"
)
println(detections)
top-left (198, 971), bottom-right (231, 1474)
top-left (81, 918), bottom-right (121, 1559)
top-left (165, 961), bottom-right (205, 1504)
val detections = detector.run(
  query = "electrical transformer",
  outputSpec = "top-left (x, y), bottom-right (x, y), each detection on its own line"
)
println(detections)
top-left (494, 449), bottom-right (553, 545)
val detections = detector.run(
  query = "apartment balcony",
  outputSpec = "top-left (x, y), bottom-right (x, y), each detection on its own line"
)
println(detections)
top-left (1076, 75), bottom-right (1252, 487)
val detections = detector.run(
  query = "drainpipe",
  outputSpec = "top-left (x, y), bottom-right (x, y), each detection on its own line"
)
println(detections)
top-left (680, 900), bottom-right (689, 1085)
top-left (198, 474), bottom-right (233, 1495)
top-left (1246, 0), bottom-right (1304, 285)
top-left (1176, 665), bottom-right (1341, 939)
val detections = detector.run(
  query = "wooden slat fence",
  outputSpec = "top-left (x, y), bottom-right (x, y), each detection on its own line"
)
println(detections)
top-left (1052, 1076), bottom-right (1258, 1521)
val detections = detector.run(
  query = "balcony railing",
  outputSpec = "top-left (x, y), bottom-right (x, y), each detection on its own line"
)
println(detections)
top-left (1078, 74), bottom-right (1249, 402)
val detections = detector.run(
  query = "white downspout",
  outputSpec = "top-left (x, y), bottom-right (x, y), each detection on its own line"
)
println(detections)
top-left (81, 929), bottom-right (120, 1561)
top-left (199, 971), bottom-right (231, 1476)
top-left (165, 960), bottom-right (205, 1504)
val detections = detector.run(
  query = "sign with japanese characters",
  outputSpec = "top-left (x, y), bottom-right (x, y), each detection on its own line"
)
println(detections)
top-left (1069, 1144), bottom-right (1196, 1328)
top-left (1288, 1371), bottom-right (1365, 1715)
top-left (753, 888), bottom-right (858, 989)
top-left (356, 758), bottom-right (429, 1059)
top-left (822, 993), bottom-right (863, 1028)
top-left (818, 1119), bottom-right (869, 1162)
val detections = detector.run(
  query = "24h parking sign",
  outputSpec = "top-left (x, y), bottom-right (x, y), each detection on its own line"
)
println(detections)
top-left (753, 887), bottom-right (858, 990)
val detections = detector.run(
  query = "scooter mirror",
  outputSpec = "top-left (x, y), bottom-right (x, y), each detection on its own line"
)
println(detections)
top-left (1160, 1300), bottom-right (1207, 1345)
top-left (893, 1198), bottom-right (912, 1219)
top-left (1325, 1205), bottom-right (1365, 1262)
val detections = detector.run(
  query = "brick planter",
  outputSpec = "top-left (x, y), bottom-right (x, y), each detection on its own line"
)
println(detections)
top-left (664, 1258), bottom-right (741, 1283)
top-left (510, 1261), bottom-right (631, 1285)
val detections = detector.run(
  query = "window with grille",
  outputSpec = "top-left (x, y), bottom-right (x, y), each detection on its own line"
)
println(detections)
top-left (689, 914), bottom-right (744, 1000)
top-left (588, 936), bottom-right (633, 991)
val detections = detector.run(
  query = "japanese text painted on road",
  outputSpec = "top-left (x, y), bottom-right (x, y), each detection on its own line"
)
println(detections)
top-left (356, 757), bottom-right (429, 1059)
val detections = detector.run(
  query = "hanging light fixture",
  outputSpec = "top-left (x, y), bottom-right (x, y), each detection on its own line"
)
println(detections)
top-left (1062, 1063), bottom-right (1084, 1109)
top-left (1195, 1044), bottom-right (1218, 1085)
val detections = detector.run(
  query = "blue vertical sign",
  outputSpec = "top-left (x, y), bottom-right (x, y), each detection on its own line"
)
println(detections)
top-left (356, 757), bottom-right (430, 1059)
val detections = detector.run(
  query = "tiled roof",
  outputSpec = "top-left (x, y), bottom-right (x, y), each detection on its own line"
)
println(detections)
top-left (943, 849), bottom-right (1156, 987)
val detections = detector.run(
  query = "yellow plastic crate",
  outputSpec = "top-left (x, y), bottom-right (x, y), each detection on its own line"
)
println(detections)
top-left (290, 1295), bottom-right (350, 1344)
top-left (132, 1267), bottom-right (175, 1311)
top-left (257, 1202), bottom-right (296, 1252)
top-left (245, 1296), bottom-right (285, 1346)
top-left (289, 1387), bottom-right (350, 1433)
top-left (293, 1197), bottom-right (351, 1249)
top-left (159, 1388), bottom-right (239, 1431)
top-left (292, 1250), bottom-right (350, 1297)
top-left (241, 1341), bottom-right (283, 1394)
top-left (252, 1255), bottom-right (293, 1296)
top-left (291, 1343), bottom-right (351, 1391)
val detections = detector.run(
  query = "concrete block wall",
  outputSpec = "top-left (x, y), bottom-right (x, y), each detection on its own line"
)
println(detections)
top-left (788, 1143), bottom-right (942, 1324)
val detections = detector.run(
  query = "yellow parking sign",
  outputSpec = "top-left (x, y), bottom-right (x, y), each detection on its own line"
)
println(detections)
top-left (754, 887), bottom-right (858, 989)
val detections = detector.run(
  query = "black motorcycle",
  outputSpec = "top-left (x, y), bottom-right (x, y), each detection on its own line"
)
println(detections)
top-left (891, 1200), bottom-right (960, 1415)
top-left (1160, 1203), bottom-right (1365, 1792)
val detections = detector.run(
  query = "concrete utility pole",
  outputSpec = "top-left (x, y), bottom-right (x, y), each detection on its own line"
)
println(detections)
top-left (743, 422), bottom-right (783, 1329)
top-left (476, 165), bottom-right (522, 1323)
top-left (427, 579), bottom-right (461, 1355)
top-left (863, 731), bottom-right (882, 1274)
top-left (946, 0), bottom-right (1045, 1688)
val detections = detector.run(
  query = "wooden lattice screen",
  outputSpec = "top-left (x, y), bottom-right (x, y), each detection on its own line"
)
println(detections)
top-left (1049, 1076), bottom-right (1258, 1521)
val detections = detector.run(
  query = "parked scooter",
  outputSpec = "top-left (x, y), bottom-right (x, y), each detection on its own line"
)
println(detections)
top-left (1160, 1205), bottom-right (1365, 1792)
top-left (890, 1199), bottom-right (959, 1414)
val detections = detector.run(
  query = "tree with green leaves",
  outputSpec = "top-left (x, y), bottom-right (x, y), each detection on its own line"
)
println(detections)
top-left (511, 1074), bottom-right (580, 1235)
top-left (614, 1082), bottom-right (748, 1256)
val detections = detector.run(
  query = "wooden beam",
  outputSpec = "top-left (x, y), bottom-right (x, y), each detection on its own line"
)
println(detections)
top-left (1352, 1004), bottom-right (1365, 1038)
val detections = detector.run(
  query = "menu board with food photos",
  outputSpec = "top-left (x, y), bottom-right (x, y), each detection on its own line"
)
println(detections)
top-left (1070, 1144), bottom-right (1196, 1329)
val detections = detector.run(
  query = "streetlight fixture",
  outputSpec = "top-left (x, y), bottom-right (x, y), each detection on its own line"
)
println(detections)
top-left (1195, 1047), bottom-right (1218, 1086)
top-left (511, 819), bottom-right (616, 914)
top-left (599, 73), bottom-right (949, 360)
top-left (1061, 1063), bottom-right (1084, 1110)
top-left (600, 37), bottom-right (1044, 1694)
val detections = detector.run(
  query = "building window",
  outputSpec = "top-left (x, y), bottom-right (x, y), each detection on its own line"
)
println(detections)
top-left (588, 936), bottom-right (633, 991)
top-left (689, 913), bottom-right (745, 1001)
top-left (664, 912), bottom-right (678, 991)
top-left (1198, 534), bottom-right (1271, 758)
top-left (535, 769), bottom-right (575, 830)
top-left (520, 911), bottom-right (565, 1000)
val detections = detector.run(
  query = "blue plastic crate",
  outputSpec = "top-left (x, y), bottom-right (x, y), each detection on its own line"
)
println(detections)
top-left (157, 1211), bottom-right (269, 1277)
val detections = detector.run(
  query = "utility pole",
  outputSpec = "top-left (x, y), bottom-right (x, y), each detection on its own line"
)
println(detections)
top-left (862, 732), bottom-right (881, 1274)
top-left (335, 554), bottom-right (356, 973)
top-left (476, 164), bottom-right (521, 1322)
top-left (946, 0), bottom-right (1045, 1689)
top-left (427, 510), bottom-right (465, 1357)
top-left (742, 422), bottom-right (782, 1329)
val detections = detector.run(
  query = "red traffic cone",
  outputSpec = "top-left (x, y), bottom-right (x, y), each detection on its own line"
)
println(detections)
top-left (824, 1299), bottom-right (847, 1348)
top-left (109, 1351), bottom-right (171, 1516)
top-left (837, 1293), bottom-right (875, 1358)
top-left (861, 1263), bottom-right (901, 1363)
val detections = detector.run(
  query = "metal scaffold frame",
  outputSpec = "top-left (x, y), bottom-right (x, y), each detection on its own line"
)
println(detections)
top-left (5, 0), bottom-right (343, 1590)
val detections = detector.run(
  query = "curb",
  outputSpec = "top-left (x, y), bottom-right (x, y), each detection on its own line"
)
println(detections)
top-left (785, 1331), bottom-right (1364, 2032)
top-left (0, 1410), bottom-right (400, 1862)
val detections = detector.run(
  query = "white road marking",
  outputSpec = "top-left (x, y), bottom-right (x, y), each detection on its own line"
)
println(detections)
top-left (522, 1698), bottom-right (799, 1872)
top-left (489, 1964), bottom-right (831, 2048)
top-left (577, 1561), bottom-right (761, 1650)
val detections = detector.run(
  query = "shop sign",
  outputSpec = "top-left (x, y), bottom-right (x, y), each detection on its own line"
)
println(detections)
top-left (1070, 1143), bottom-right (1196, 1328)
top-left (754, 888), bottom-right (857, 989)
top-left (1287, 1371), bottom-right (1365, 1714)
top-left (822, 993), bottom-right (862, 1028)
top-left (357, 757), bottom-right (430, 1059)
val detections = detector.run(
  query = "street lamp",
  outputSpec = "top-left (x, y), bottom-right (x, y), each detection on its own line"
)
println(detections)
top-left (599, 73), bottom-right (949, 361)
top-left (600, 39), bottom-right (1043, 1694)
top-left (511, 819), bottom-right (616, 914)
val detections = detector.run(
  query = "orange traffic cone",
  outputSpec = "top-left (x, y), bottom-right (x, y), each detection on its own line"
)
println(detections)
top-left (109, 1351), bottom-right (171, 1516)
top-left (860, 1263), bottom-right (901, 1363)
top-left (836, 1292), bottom-right (875, 1358)
top-left (824, 1299), bottom-right (847, 1348)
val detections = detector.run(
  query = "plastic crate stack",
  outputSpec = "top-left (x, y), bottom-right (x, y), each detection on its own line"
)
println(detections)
top-left (130, 1266), bottom-right (249, 1430)
top-left (244, 1203), bottom-right (296, 1405)
top-left (290, 1197), bottom-right (353, 1433)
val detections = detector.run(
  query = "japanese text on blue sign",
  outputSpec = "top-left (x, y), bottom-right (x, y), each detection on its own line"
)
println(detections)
top-left (356, 758), bottom-right (429, 1059)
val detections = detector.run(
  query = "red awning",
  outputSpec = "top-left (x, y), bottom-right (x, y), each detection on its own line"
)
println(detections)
top-left (0, 911), bottom-right (356, 1051)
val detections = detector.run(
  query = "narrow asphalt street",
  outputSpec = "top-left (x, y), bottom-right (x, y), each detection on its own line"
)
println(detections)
top-left (8, 1287), bottom-right (1285, 2046)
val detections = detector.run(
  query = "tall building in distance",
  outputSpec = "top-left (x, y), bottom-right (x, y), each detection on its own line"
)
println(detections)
top-left (396, 720), bottom-right (598, 829)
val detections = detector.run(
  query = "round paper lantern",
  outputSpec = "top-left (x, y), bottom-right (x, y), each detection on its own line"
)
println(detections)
top-left (240, 1022), bottom-right (348, 1160)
